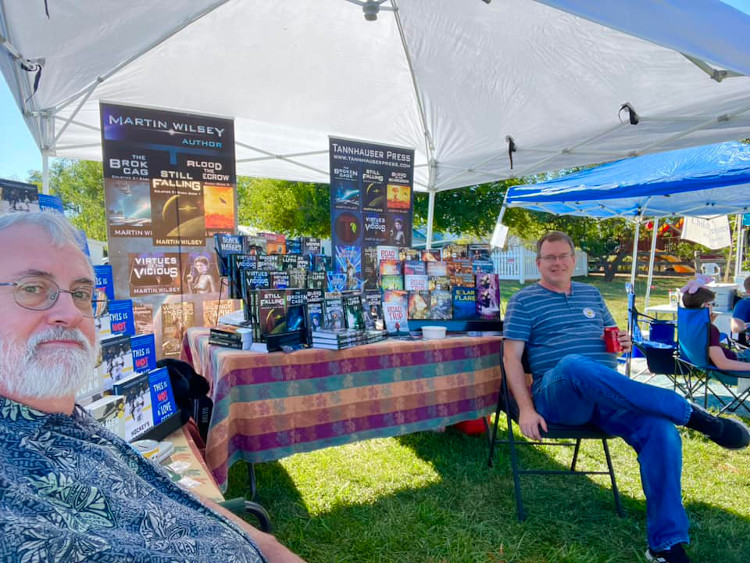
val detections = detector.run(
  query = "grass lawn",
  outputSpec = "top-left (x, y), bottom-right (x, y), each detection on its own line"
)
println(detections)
top-left (225, 276), bottom-right (750, 562)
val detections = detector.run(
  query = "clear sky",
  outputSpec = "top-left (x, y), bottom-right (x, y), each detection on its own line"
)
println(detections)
top-left (1, 0), bottom-right (748, 183)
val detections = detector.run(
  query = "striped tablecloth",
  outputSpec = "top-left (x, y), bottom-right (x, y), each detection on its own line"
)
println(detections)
top-left (182, 328), bottom-right (502, 491)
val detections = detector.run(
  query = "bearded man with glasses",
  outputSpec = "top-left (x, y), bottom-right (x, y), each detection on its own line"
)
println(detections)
top-left (503, 231), bottom-right (749, 563)
top-left (0, 212), bottom-right (304, 562)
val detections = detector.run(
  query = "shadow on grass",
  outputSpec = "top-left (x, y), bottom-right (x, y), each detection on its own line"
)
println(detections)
top-left (224, 425), bottom-right (750, 562)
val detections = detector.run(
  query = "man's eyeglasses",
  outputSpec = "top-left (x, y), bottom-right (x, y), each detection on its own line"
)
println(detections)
top-left (0, 276), bottom-right (108, 318)
top-left (539, 252), bottom-right (573, 263)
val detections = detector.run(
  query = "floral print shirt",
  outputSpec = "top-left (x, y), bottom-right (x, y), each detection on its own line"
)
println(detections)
top-left (0, 395), bottom-right (266, 562)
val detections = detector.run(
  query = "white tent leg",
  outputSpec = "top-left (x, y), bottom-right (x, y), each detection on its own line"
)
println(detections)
top-left (42, 150), bottom-right (49, 195)
top-left (735, 214), bottom-right (743, 280)
top-left (426, 190), bottom-right (435, 249)
top-left (629, 218), bottom-right (642, 287)
top-left (644, 218), bottom-right (660, 310)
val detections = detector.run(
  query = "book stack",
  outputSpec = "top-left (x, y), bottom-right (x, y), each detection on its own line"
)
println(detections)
top-left (209, 324), bottom-right (253, 349)
top-left (311, 328), bottom-right (387, 350)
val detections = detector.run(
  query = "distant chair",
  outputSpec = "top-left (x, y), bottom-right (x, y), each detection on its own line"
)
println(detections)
top-left (701, 262), bottom-right (721, 277)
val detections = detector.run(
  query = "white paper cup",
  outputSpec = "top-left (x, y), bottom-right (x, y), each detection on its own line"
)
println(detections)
top-left (422, 326), bottom-right (447, 340)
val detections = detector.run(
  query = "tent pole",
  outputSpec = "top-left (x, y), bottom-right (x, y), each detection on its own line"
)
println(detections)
top-left (42, 150), bottom-right (49, 195)
top-left (426, 190), bottom-right (435, 249)
top-left (735, 214), bottom-right (743, 280)
top-left (644, 218), bottom-right (659, 310)
top-left (629, 217), bottom-right (641, 287)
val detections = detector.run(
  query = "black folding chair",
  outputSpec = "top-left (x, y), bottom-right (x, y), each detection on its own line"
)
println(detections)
top-left (487, 340), bottom-right (623, 521)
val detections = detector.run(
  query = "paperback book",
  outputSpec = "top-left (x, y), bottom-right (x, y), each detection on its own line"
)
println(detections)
top-left (363, 290), bottom-right (385, 331)
top-left (403, 260), bottom-right (426, 275)
top-left (109, 299), bottom-right (135, 336)
top-left (382, 290), bottom-right (409, 334)
top-left (343, 293), bottom-right (366, 330)
top-left (404, 274), bottom-right (428, 291)
top-left (323, 296), bottom-right (346, 330)
top-left (130, 333), bottom-right (156, 373)
top-left (452, 287), bottom-right (478, 320)
top-left (112, 371), bottom-right (153, 442)
top-left (285, 289), bottom-right (307, 332)
top-left (408, 290), bottom-right (431, 320)
top-left (258, 289), bottom-right (287, 336)
top-left (476, 273), bottom-right (501, 319)
top-left (84, 395), bottom-right (125, 439)
top-left (379, 275), bottom-right (404, 290)
top-left (430, 290), bottom-right (453, 320)
top-left (148, 367), bottom-right (179, 426)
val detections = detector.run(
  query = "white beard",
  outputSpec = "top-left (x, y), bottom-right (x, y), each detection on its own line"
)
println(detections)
top-left (0, 326), bottom-right (98, 399)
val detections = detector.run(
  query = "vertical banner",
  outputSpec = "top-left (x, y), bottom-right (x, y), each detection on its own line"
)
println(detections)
top-left (100, 102), bottom-right (236, 358)
top-left (329, 137), bottom-right (414, 289)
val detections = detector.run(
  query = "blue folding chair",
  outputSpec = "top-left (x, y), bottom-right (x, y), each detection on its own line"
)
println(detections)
top-left (676, 307), bottom-right (750, 414)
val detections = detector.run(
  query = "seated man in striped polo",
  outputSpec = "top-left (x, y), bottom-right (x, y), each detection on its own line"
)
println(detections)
top-left (502, 231), bottom-right (749, 563)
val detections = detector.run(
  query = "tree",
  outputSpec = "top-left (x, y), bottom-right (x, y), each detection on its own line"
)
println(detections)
top-left (28, 159), bottom-right (107, 241)
top-left (237, 177), bottom-right (330, 237)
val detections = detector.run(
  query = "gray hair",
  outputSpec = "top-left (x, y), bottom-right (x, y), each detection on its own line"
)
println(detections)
top-left (0, 211), bottom-right (83, 249)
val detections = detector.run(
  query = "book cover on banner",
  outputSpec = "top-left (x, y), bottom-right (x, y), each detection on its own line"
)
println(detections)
top-left (430, 290), bottom-right (453, 320)
top-left (404, 274), bottom-right (428, 291)
top-left (202, 299), bottom-right (242, 327)
top-left (382, 290), bottom-right (409, 334)
top-left (94, 264), bottom-right (115, 300)
top-left (130, 333), bottom-right (156, 373)
top-left (403, 260), bottom-right (426, 275)
top-left (109, 299), bottom-right (135, 336)
top-left (343, 293), bottom-right (366, 330)
top-left (476, 273), bottom-right (501, 319)
top-left (408, 290), bottom-right (431, 320)
top-left (112, 371), bottom-right (153, 442)
top-left (203, 184), bottom-right (235, 236)
top-left (323, 296), bottom-right (345, 330)
top-left (160, 301), bottom-right (195, 357)
top-left (452, 287), bottom-right (478, 320)
top-left (285, 289), bottom-right (307, 332)
top-left (363, 290), bottom-right (384, 330)
top-left (182, 251), bottom-right (220, 295)
top-left (214, 233), bottom-right (244, 276)
top-left (104, 179), bottom-right (152, 238)
top-left (150, 178), bottom-right (205, 247)
top-left (258, 289), bottom-right (287, 336)
top-left (84, 395), bottom-right (125, 439)
top-left (334, 245), bottom-right (362, 291)
top-left (100, 333), bottom-right (134, 384)
top-left (148, 367), bottom-right (179, 426)
top-left (128, 253), bottom-right (182, 296)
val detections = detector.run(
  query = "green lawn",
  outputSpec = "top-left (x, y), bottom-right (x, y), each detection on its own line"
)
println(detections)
top-left (226, 276), bottom-right (750, 562)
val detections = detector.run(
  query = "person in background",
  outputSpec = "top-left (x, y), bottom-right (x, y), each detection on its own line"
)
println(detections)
top-left (730, 277), bottom-right (750, 345)
top-left (503, 231), bottom-right (749, 563)
top-left (0, 211), bottom-right (304, 562)
top-left (682, 286), bottom-right (750, 371)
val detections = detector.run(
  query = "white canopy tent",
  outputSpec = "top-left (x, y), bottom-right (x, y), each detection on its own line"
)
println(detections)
top-left (2, 0), bottom-right (750, 245)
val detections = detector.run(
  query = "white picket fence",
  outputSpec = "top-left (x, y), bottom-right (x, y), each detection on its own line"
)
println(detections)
top-left (491, 247), bottom-right (588, 283)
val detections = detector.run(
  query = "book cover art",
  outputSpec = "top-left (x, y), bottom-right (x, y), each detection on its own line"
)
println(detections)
top-left (313, 255), bottom-right (332, 272)
top-left (258, 289), bottom-right (287, 336)
top-left (287, 268), bottom-right (307, 289)
top-left (285, 289), bottom-right (307, 332)
top-left (160, 301), bottom-right (195, 357)
top-left (183, 251), bottom-right (220, 295)
top-left (130, 333), bottom-right (156, 373)
top-left (447, 258), bottom-right (473, 276)
top-left (270, 271), bottom-right (291, 289)
top-left (399, 248), bottom-right (421, 261)
top-left (286, 237), bottom-right (302, 254)
top-left (230, 254), bottom-right (257, 298)
top-left (428, 276), bottom-right (451, 291)
top-left (363, 214), bottom-right (388, 244)
top-left (305, 288), bottom-right (325, 303)
top-left (443, 244), bottom-right (468, 260)
top-left (404, 274), bottom-right (428, 291)
top-left (476, 273), bottom-right (501, 319)
top-left (468, 243), bottom-right (492, 261)
top-left (426, 261), bottom-right (448, 277)
top-left (376, 245), bottom-right (399, 262)
top-left (421, 249), bottom-right (442, 262)
top-left (305, 301), bottom-right (325, 334)
top-left (362, 180), bottom-right (386, 212)
top-left (104, 178), bottom-right (152, 238)
top-left (148, 366), bottom-right (179, 426)
top-left (363, 290), bottom-right (385, 331)
top-left (214, 233), bottom-right (244, 276)
top-left (382, 290), bottom-right (409, 334)
top-left (256, 253), bottom-right (281, 271)
top-left (379, 275), bottom-right (404, 291)
top-left (84, 395), bottom-right (125, 439)
top-left (244, 236), bottom-right (268, 255)
top-left (128, 253), bottom-right (182, 296)
top-left (327, 272), bottom-right (348, 293)
top-left (334, 245), bottom-right (362, 291)
top-left (112, 371), bottom-right (153, 442)
top-left (133, 303), bottom-right (154, 335)
top-left (408, 290), bottom-right (431, 320)
top-left (101, 333), bottom-right (134, 384)
top-left (259, 232), bottom-right (286, 255)
top-left (308, 271), bottom-right (326, 290)
top-left (386, 214), bottom-right (409, 246)
top-left (430, 290), bottom-right (453, 320)
top-left (332, 179), bottom-right (361, 211)
top-left (343, 294), bottom-right (366, 330)
top-left (203, 184), bottom-right (235, 236)
top-left (451, 273), bottom-right (476, 288)
top-left (280, 254), bottom-right (299, 271)
top-left (295, 254), bottom-right (312, 271)
top-left (302, 237), bottom-right (322, 255)
top-left (94, 264), bottom-right (115, 300)
top-left (150, 178), bottom-right (205, 247)
top-left (362, 246), bottom-right (379, 290)
top-left (323, 297), bottom-right (345, 330)
top-left (386, 184), bottom-right (411, 211)
top-left (403, 260), bottom-right (426, 275)
top-left (202, 299), bottom-right (242, 327)
top-left (452, 287), bottom-right (478, 320)
top-left (379, 260), bottom-right (402, 276)
top-left (95, 311), bottom-right (112, 341)
top-left (472, 260), bottom-right (495, 274)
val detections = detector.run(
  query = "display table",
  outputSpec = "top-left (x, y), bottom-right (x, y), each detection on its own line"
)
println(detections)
top-left (182, 327), bottom-right (502, 491)
top-left (163, 424), bottom-right (225, 503)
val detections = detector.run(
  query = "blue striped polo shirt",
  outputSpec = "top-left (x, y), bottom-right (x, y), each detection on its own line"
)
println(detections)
top-left (504, 281), bottom-right (618, 382)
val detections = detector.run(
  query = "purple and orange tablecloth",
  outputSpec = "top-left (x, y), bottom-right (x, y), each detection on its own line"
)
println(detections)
top-left (182, 328), bottom-right (502, 491)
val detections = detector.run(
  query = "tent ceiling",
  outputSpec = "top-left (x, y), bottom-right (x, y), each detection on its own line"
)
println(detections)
top-left (503, 141), bottom-right (750, 219)
top-left (2, 0), bottom-right (750, 192)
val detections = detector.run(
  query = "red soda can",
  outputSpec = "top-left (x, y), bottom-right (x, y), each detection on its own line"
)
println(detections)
top-left (604, 326), bottom-right (623, 353)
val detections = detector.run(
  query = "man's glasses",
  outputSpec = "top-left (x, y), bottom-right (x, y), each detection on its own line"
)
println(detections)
top-left (0, 276), bottom-right (108, 318)
top-left (539, 252), bottom-right (573, 263)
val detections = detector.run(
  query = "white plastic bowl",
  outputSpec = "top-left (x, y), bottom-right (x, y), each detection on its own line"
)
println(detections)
top-left (422, 326), bottom-right (447, 340)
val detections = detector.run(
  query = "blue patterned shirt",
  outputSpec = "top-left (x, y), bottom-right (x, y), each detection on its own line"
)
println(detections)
top-left (0, 395), bottom-right (266, 563)
top-left (504, 282), bottom-right (618, 382)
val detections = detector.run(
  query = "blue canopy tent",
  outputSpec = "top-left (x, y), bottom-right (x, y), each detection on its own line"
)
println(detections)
top-left (496, 141), bottom-right (750, 306)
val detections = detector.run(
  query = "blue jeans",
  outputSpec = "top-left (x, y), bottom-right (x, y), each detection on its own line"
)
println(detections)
top-left (532, 354), bottom-right (693, 552)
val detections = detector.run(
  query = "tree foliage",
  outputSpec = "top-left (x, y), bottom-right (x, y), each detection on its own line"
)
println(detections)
top-left (28, 159), bottom-right (107, 241)
top-left (237, 177), bottom-right (330, 237)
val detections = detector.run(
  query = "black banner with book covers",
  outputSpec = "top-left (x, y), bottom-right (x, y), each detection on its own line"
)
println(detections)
top-left (100, 102), bottom-right (239, 358)
top-left (329, 137), bottom-right (414, 290)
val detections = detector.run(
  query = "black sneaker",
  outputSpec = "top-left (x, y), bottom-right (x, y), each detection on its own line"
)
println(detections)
top-left (646, 543), bottom-right (691, 563)
top-left (685, 404), bottom-right (750, 450)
